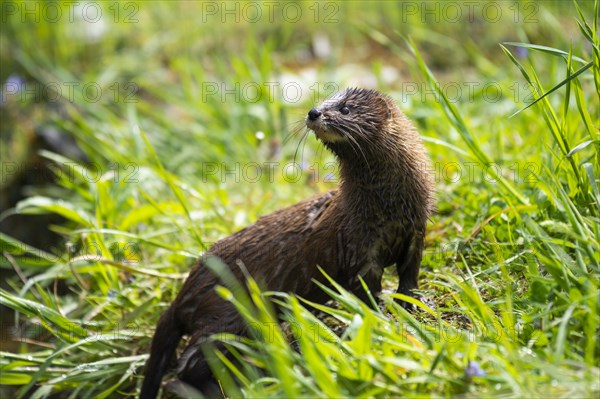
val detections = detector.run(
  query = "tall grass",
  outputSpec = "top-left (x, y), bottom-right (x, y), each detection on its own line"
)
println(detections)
top-left (0, 1), bottom-right (598, 398)
top-left (199, 2), bottom-right (600, 397)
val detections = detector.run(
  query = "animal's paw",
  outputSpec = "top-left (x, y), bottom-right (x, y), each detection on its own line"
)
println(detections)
top-left (395, 289), bottom-right (425, 312)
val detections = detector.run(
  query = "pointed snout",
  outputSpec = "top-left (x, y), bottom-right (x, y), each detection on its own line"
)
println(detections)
top-left (307, 108), bottom-right (322, 121)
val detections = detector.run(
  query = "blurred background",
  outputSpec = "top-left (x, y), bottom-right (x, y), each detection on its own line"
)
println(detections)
top-left (1, 1), bottom-right (598, 397)
top-left (1, 0), bottom-right (588, 247)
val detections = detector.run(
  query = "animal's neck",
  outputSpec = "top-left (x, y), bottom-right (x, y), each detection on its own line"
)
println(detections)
top-left (324, 121), bottom-right (432, 227)
top-left (337, 151), bottom-right (426, 225)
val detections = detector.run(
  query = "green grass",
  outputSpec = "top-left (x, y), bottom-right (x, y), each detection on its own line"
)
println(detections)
top-left (1, 1), bottom-right (598, 398)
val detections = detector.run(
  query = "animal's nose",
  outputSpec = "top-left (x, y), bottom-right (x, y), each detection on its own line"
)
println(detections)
top-left (307, 109), bottom-right (322, 121)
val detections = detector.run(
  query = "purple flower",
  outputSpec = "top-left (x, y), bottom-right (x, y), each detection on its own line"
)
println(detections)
top-left (5, 74), bottom-right (25, 91)
top-left (515, 47), bottom-right (529, 59)
top-left (465, 360), bottom-right (486, 379)
top-left (1, 73), bottom-right (25, 106)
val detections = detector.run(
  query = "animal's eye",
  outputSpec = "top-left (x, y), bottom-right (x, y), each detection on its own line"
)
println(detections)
top-left (339, 106), bottom-right (350, 115)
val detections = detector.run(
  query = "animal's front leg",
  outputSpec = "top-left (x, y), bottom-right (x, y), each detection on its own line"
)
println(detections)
top-left (347, 263), bottom-right (384, 305)
top-left (395, 230), bottom-right (425, 309)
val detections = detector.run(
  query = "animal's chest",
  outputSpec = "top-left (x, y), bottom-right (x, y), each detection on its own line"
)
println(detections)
top-left (344, 220), bottom-right (408, 271)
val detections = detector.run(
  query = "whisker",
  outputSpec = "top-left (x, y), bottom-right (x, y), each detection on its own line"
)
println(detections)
top-left (300, 128), bottom-right (310, 170)
top-left (338, 123), bottom-right (372, 175)
top-left (293, 128), bottom-right (309, 167)
top-left (284, 119), bottom-right (306, 145)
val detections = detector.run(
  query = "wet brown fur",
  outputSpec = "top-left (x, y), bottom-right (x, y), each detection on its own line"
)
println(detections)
top-left (140, 88), bottom-right (435, 398)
